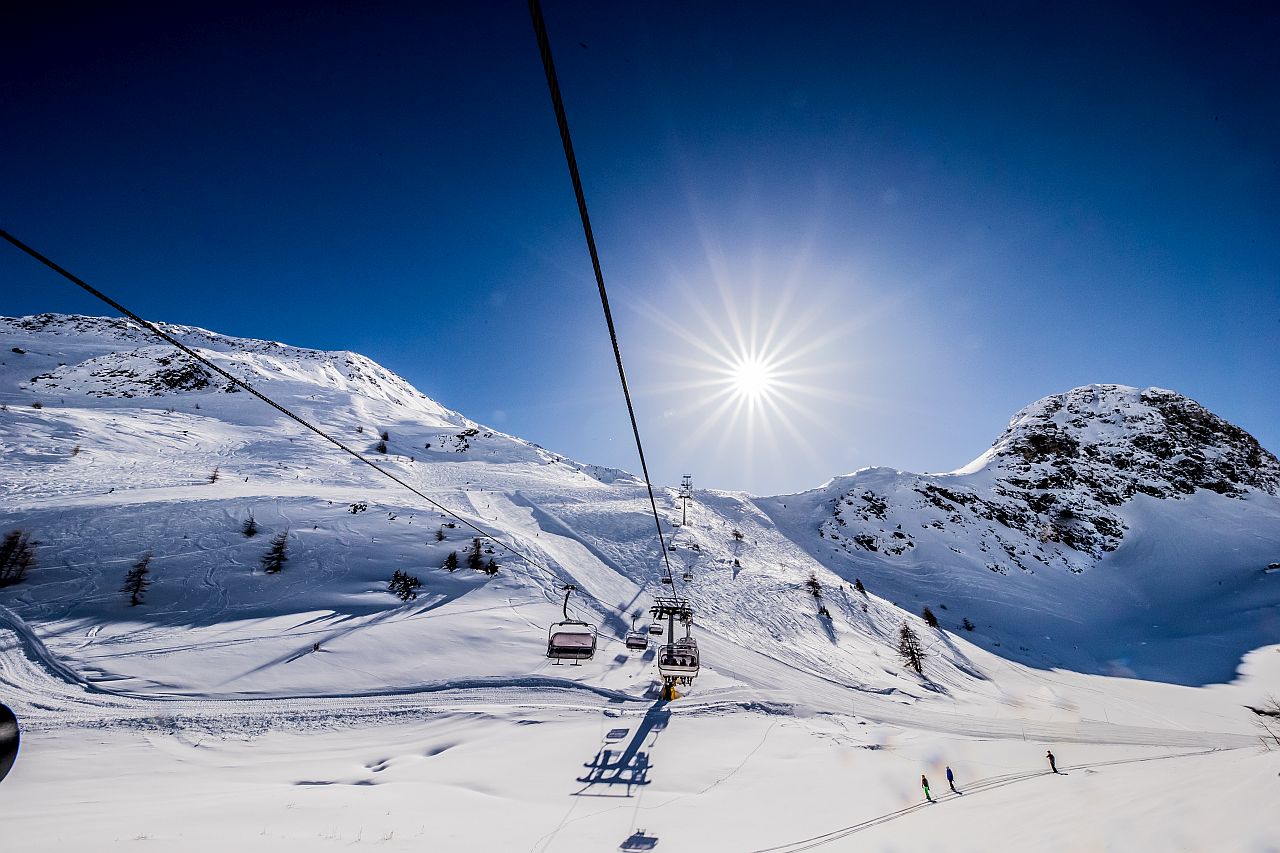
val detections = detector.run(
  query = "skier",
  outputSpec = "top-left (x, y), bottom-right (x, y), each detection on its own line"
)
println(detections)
top-left (946, 765), bottom-right (958, 793)
top-left (1046, 750), bottom-right (1058, 774)
top-left (921, 774), bottom-right (933, 802)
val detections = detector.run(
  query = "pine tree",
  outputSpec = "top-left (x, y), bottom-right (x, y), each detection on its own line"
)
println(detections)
top-left (466, 538), bottom-right (484, 571)
top-left (805, 572), bottom-right (823, 598)
top-left (380, 430), bottom-right (390, 441)
top-left (209, 465), bottom-right (220, 484)
top-left (853, 577), bottom-right (866, 595)
top-left (962, 617), bottom-right (975, 632)
top-left (922, 606), bottom-right (938, 628)
top-left (435, 526), bottom-right (446, 542)
top-left (443, 551), bottom-right (459, 572)
top-left (0, 530), bottom-right (37, 587)
top-left (483, 558), bottom-right (499, 576)
top-left (261, 531), bottom-right (289, 574)
top-left (898, 623), bottom-right (925, 675)
top-left (122, 553), bottom-right (152, 606)
top-left (375, 440), bottom-right (388, 454)
top-left (731, 528), bottom-right (744, 542)
top-left (388, 569), bottom-right (423, 601)
top-left (242, 512), bottom-right (259, 537)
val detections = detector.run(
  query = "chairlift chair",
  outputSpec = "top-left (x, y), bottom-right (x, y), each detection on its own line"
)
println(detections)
top-left (546, 585), bottom-right (597, 663)
top-left (682, 569), bottom-right (693, 582)
top-left (547, 621), bottom-right (597, 662)
top-left (647, 621), bottom-right (663, 636)
top-left (656, 637), bottom-right (699, 684)
top-left (625, 629), bottom-right (649, 651)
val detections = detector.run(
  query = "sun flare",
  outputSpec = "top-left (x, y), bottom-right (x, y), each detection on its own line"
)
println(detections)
top-left (728, 354), bottom-right (779, 401)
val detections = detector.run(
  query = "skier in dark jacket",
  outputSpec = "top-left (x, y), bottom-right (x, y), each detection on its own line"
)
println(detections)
top-left (921, 774), bottom-right (933, 802)
top-left (946, 765), bottom-right (958, 793)
top-left (1046, 750), bottom-right (1059, 774)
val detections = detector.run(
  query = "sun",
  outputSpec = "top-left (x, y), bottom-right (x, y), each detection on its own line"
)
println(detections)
top-left (728, 354), bottom-right (778, 401)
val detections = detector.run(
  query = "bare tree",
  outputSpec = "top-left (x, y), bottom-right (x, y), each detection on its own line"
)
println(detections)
top-left (898, 623), bottom-right (925, 675)
top-left (1247, 695), bottom-right (1280, 750)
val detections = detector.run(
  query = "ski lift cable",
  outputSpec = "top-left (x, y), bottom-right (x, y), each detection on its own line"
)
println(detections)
top-left (527, 0), bottom-right (675, 586)
top-left (0, 228), bottom-right (613, 618)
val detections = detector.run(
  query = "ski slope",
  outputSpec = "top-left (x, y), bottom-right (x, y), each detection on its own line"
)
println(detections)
top-left (1, 314), bottom-right (1277, 851)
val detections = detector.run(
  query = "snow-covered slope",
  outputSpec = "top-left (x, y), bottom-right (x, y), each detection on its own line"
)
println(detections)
top-left (2, 314), bottom-right (1277, 852)
top-left (2, 315), bottom-right (1277, 696)
top-left (762, 385), bottom-right (1280, 684)
top-left (1, 313), bottom-right (1003, 706)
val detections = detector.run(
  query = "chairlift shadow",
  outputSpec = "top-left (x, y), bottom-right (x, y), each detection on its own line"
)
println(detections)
top-left (619, 829), bottom-right (659, 850)
top-left (574, 699), bottom-right (670, 798)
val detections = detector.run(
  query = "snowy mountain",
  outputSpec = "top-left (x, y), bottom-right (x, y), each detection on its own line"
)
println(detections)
top-left (764, 385), bottom-right (1280, 684)
top-left (2, 314), bottom-right (1276, 692)
top-left (2, 314), bottom-right (1278, 851)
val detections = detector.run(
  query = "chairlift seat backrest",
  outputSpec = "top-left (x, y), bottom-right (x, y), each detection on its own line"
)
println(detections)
top-left (656, 638), bottom-right (700, 679)
top-left (547, 621), bottom-right (597, 661)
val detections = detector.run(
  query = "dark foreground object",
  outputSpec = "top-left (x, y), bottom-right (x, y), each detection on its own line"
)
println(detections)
top-left (0, 702), bottom-right (19, 784)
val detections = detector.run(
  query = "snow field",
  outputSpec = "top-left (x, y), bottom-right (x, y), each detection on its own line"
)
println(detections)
top-left (3, 707), bottom-right (1275, 852)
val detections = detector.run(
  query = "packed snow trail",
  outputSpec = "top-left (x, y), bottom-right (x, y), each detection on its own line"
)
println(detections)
top-left (748, 746), bottom-right (1231, 853)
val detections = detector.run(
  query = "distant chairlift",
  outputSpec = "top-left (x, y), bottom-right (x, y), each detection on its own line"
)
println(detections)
top-left (625, 613), bottom-right (650, 651)
top-left (547, 584), bottom-right (597, 664)
top-left (647, 621), bottom-right (663, 636)
top-left (682, 569), bottom-right (694, 582)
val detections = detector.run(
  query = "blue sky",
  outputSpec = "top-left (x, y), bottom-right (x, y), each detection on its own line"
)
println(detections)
top-left (3, 1), bottom-right (1276, 495)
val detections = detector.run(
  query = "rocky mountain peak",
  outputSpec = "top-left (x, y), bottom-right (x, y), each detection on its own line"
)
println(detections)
top-left (988, 384), bottom-right (1279, 501)
top-left (816, 384), bottom-right (1277, 578)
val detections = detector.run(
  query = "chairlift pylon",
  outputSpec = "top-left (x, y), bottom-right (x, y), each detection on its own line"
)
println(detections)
top-left (650, 596), bottom-right (700, 689)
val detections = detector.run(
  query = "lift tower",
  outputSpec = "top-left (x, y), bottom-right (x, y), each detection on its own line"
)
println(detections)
top-left (678, 474), bottom-right (693, 526)
top-left (650, 596), bottom-right (698, 699)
